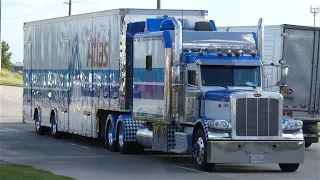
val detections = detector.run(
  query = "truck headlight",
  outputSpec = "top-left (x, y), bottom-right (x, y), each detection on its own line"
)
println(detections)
top-left (282, 118), bottom-right (303, 131)
top-left (207, 120), bottom-right (230, 130)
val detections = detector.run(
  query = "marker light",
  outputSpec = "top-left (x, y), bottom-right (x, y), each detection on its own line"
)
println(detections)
top-left (218, 51), bottom-right (223, 56)
top-left (251, 50), bottom-right (257, 57)
top-left (199, 51), bottom-right (204, 56)
top-left (235, 50), bottom-right (242, 57)
top-left (227, 50), bottom-right (233, 57)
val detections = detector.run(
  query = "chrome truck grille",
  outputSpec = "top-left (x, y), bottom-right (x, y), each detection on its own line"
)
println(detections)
top-left (231, 91), bottom-right (283, 140)
top-left (235, 98), bottom-right (279, 136)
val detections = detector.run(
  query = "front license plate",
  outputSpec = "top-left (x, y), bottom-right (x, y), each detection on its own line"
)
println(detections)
top-left (250, 155), bottom-right (264, 164)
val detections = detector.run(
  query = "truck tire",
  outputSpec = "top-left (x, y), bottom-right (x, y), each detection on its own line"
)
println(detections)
top-left (305, 142), bottom-right (312, 148)
top-left (105, 121), bottom-right (117, 151)
top-left (117, 122), bottom-right (132, 154)
top-left (35, 112), bottom-right (45, 135)
top-left (192, 129), bottom-right (215, 172)
top-left (279, 163), bottom-right (299, 172)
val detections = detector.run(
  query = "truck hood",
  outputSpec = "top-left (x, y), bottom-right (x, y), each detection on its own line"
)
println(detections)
top-left (204, 89), bottom-right (254, 102)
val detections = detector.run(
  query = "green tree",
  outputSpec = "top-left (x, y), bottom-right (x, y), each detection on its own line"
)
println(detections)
top-left (1, 41), bottom-right (13, 70)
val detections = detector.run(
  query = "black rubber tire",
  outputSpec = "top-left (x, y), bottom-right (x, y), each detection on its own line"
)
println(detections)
top-left (105, 121), bottom-right (118, 152)
top-left (51, 115), bottom-right (62, 139)
top-left (305, 142), bottom-right (312, 148)
top-left (279, 163), bottom-right (300, 172)
top-left (192, 129), bottom-right (215, 172)
top-left (35, 113), bottom-right (45, 135)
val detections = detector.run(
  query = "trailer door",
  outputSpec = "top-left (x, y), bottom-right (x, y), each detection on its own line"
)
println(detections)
top-left (282, 25), bottom-right (320, 116)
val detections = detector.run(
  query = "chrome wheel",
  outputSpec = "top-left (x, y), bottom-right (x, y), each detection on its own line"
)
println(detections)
top-left (118, 124), bottom-right (124, 148)
top-left (36, 121), bottom-right (40, 132)
top-left (52, 124), bottom-right (57, 135)
top-left (108, 123), bottom-right (113, 146)
top-left (196, 137), bottom-right (205, 165)
top-left (193, 129), bottom-right (215, 172)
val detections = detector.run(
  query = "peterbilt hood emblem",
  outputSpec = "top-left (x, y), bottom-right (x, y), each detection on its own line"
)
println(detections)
top-left (253, 93), bottom-right (262, 97)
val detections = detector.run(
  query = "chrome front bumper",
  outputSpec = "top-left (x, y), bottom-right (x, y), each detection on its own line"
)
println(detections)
top-left (207, 141), bottom-right (305, 164)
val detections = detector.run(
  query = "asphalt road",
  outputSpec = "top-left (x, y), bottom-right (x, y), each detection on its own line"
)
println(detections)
top-left (0, 85), bottom-right (319, 180)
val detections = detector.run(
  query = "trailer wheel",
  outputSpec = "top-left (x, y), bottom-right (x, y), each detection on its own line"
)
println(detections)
top-left (105, 121), bottom-right (117, 151)
top-left (305, 142), bottom-right (312, 148)
top-left (35, 112), bottom-right (45, 135)
top-left (279, 163), bottom-right (300, 172)
top-left (192, 129), bottom-right (215, 172)
top-left (51, 114), bottom-right (62, 139)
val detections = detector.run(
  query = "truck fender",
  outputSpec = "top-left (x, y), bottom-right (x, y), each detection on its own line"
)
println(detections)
top-left (116, 115), bottom-right (145, 142)
top-left (193, 118), bottom-right (214, 141)
top-left (34, 106), bottom-right (42, 122)
top-left (50, 108), bottom-right (59, 123)
top-left (106, 114), bottom-right (119, 142)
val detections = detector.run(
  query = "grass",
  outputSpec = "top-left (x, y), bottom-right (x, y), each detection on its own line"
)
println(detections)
top-left (0, 68), bottom-right (23, 87)
top-left (0, 164), bottom-right (75, 180)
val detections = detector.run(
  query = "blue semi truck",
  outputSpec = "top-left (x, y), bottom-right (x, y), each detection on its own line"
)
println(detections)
top-left (22, 8), bottom-right (304, 172)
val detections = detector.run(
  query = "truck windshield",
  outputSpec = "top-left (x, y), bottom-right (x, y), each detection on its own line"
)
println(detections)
top-left (201, 65), bottom-right (261, 87)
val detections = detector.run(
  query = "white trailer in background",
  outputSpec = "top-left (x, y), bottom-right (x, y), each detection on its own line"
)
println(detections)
top-left (218, 24), bottom-right (320, 148)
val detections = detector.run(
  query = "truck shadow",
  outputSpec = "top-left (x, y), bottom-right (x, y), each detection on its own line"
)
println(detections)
top-left (0, 122), bottom-right (299, 173)
top-left (64, 133), bottom-right (283, 173)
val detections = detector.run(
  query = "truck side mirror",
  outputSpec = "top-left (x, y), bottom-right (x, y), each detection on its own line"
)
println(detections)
top-left (280, 64), bottom-right (290, 87)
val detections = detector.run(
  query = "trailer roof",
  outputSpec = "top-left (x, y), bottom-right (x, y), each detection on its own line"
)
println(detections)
top-left (23, 8), bottom-right (208, 27)
top-left (218, 24), bottom-right (320, 30)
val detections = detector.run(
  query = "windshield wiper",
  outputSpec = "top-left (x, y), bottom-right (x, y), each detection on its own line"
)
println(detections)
top-left (221, 86), bottom-right (229, 89)
top-left (244, 84), bottom-right (256, 89)
top-left (243, 82), bottom-right (257, 89)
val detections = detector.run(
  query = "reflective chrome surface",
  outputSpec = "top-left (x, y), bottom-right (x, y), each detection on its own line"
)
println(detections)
top-left (23, 9), bottom-right (207, 137)
top-left (136, 128), bottom-right (153, 148)
top-left (170, 17), bottom-right (182, 64)
top-left (207, 140), bottom-right (305, 163)
top-left (195, 135), bottom-right (205, 165)
top-left (184, 90), bottom-right (201, 123)
top-left (230, 91), bottom-right (283, 140)
top-left (207, 132), bottom-right (230, 139)
top-left (282, 130), bottom-right (304, 140)
top-left (164, 48), bottom-right (173, 124)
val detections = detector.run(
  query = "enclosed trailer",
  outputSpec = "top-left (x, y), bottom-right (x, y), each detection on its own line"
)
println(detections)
top-left (23, 8), bottom-right (207, 137)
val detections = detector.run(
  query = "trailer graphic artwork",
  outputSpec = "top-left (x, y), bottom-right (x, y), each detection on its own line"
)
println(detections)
top-left (86, 36), bottom-right (109, 68)
top-left (23, 8), bottom-right (305, 172)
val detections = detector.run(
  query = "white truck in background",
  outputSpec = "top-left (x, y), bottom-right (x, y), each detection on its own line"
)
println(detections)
top-left (217, 24), bottom-right (320, 148)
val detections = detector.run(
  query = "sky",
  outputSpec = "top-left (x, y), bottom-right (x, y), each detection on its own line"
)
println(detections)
top-left (2, 0), bottom-right (320, 64)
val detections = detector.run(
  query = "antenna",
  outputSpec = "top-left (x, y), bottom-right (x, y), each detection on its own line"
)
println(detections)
top-left (310, 5), bottom-right (319, 26)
